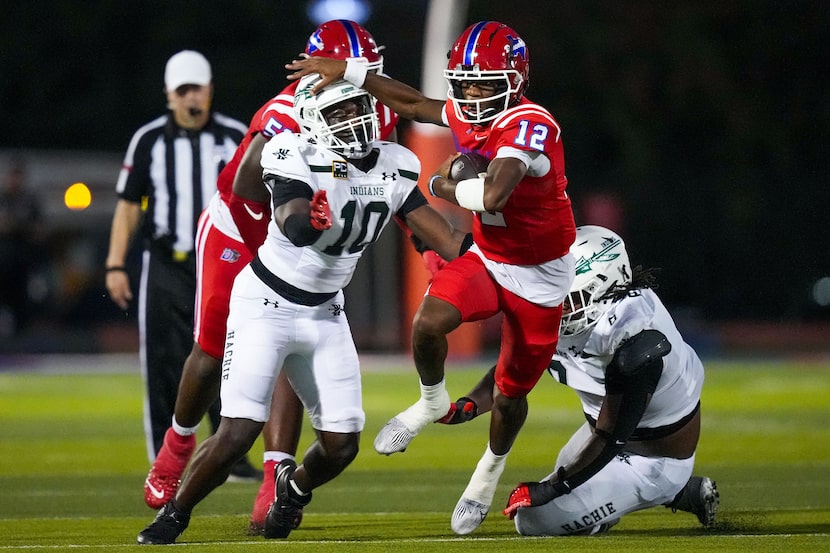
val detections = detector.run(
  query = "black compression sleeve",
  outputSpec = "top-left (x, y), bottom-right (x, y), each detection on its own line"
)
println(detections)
top-left (266, 175), bottom-right (320, 246)
top-left (395, 186), bottom-right (429, 220)
top-left (283, 213), bottom-right (322, 246)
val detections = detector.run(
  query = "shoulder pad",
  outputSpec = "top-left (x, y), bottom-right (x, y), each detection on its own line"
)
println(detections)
top-left (613, 329), bottom-right (670, 375)
top-left (260, 133), bottom-right (309, 178)
top-left (605, 329), bottom-right (670, 393)
top-left (378, 142), bottom-right (421, 176)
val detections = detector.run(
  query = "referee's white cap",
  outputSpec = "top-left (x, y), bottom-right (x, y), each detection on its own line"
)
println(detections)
top-left (164, 50), bottom-right (212, 91)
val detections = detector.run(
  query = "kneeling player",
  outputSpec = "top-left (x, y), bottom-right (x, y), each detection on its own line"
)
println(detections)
top-left (441, 225), bottom-right (719, 536)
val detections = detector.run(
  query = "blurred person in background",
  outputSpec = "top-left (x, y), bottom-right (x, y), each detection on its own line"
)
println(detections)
top-left (0, 159), bottom-right (43, 338)
top-left (103, 50), bottom-right (261, 483)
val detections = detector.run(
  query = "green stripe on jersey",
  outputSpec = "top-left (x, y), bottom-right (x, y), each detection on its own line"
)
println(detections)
top-left (399, 169), bottom-right (418, 181)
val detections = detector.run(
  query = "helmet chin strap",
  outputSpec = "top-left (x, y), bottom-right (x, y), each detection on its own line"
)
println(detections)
top-left (478, 106), bottom-right (499, 119)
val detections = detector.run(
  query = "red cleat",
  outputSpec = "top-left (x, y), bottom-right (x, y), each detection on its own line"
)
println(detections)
top-left (249, 459), bottom-right (304, 535)
top-left (143, 429), bottom-right (196, 509)
top-left (249, 460), bottom-right (277, 535)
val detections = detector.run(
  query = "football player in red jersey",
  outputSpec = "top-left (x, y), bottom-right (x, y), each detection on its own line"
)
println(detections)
top-left (287, 20), bottom-right (577, 534)
top-left (142, 19), bottom-right (399, 535)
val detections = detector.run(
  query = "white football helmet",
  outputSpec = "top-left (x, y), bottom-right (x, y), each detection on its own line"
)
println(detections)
top-left (294, 74), bottom-right (379, 158)
top-left (560, 225), bottom-right (632, 336)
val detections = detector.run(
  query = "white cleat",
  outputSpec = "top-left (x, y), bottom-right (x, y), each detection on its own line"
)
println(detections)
top-left (373, 417), bottom-right (416, 455)
top-left (451, 497), bottom-right (490, 535)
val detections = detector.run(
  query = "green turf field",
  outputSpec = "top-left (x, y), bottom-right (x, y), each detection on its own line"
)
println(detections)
top-left (0, 357), bottom-right (828, 552)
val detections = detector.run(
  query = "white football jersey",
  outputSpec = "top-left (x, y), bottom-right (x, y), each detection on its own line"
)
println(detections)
top-left (550, 288), bottom-right (704, 428)
top-left (258, 132), bottom-right (421, 293)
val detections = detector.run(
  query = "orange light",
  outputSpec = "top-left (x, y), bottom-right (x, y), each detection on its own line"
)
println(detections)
top-left (65, 182), bottom-right (92, 210)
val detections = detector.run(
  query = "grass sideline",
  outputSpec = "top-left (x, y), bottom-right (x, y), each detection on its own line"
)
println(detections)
top-left (0, 357), bottom-right (828, 552)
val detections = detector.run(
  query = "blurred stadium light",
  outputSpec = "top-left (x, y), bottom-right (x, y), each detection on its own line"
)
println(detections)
top-left (306, 0), bottom-right (371, 25)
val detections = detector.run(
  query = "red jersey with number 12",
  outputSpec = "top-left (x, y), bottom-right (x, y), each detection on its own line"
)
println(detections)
top-left (447, 97), bottom-right (575, 265)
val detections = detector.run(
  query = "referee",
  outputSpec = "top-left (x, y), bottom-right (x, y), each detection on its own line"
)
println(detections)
top-left (105, 50), bottom-right (259, 478)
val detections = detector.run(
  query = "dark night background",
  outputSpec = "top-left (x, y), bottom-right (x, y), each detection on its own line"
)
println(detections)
top-left (1, 1), bottom-right (828, 354)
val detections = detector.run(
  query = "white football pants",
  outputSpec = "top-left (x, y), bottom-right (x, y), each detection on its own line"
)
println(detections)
top-left (219, 264), bottom-right (365, 433)
top-left (513, 422), bottom-right (694, 535)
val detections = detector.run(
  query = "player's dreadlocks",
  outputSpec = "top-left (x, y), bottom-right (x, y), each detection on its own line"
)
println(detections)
top-left (602, 266), bottom-right (661, 302)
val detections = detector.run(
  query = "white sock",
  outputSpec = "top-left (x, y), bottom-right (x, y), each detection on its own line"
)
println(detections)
top-left (395, 379), bottom-right (450, 432)
top-left (461, 443), bottom-right (509, 505)
top-left (171, 416), bottom-right (199, 437)
top-left (263, 451), bottom-right (295, 464)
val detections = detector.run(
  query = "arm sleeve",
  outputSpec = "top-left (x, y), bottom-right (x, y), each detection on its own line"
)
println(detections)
top-left (394, 184), bottom-right (429, 220)
top-left (265, 174), bottom-right (322, 246)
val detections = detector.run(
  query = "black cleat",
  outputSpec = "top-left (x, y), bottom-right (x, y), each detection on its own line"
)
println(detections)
top-left (137, 502), bottom-right (190, 545)
top-left (668, 476), bottom-right (720, 527)
top-left (263, 459), bottom-right (311, 539)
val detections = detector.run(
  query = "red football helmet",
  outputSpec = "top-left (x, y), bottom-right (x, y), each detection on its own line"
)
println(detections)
top-left (305, 19), bottom-right (383, 73)
top-left (444, 21), bottom-right (530, 124)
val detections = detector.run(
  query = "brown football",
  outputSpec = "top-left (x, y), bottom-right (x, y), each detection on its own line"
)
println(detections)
top-left (449, 153), bottom-right (489, 180)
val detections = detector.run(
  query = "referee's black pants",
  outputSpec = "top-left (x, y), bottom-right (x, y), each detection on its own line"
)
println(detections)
top-left (139, 246), bottom-right (221, 461)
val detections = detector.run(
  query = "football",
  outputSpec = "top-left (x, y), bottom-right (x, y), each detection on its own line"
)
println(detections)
top-left (449, 152), bottom-right (489, 181)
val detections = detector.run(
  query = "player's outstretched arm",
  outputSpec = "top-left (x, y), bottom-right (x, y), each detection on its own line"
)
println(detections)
top-left (286, 57), bottom-right (445, 125)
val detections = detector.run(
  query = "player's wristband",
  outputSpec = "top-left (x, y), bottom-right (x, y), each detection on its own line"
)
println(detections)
top-left (428, 175), bottom-right (441, 197)
top-left (344, 58), bottom-right (368, 87)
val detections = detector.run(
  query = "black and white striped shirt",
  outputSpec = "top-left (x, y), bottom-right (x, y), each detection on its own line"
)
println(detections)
top-left (116, 112), bottom-right (246, 254)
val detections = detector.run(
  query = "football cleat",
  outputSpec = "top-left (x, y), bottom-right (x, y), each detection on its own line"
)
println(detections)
top-left (263, 459), bottom-right (311, 539)
top-left (451, 497), bottom-right (490, 535)
top-left (144, 429), bottom-right (196, 509)
top-left (373, 417), bottom-right (416, 455)
top-left (668, 476), bottom-right (720, 527)
top-left (694, 477), bottom-right (720, 527)
top-left (249, 460), bottom-right (302, 535)
top-left (136, 502), bottom-right (190, 545)
top-left (249, 460), bottom-right (277, 535)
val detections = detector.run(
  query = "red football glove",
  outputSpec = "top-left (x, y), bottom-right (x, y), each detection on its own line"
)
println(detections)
top-left (228, 192), bottom-right (271, 255)
top-left (503, 483), bottom-right (533, 519)
top-left (503, 477), bottom-right (571, 519)
top-left (435, 397), bottom-right (478, 424)
top-left (310, 190), bottom-right (332, 231)
top-left (421, 250), bottom-right (448, 279)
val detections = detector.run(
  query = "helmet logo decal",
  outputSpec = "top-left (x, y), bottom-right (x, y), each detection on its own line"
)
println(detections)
top-left (307, 30), bottom-right (324, 55)
top-left (574, 236), bottom-right (622, 275)
top-left (506, 34), bottom-right (527, 61)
